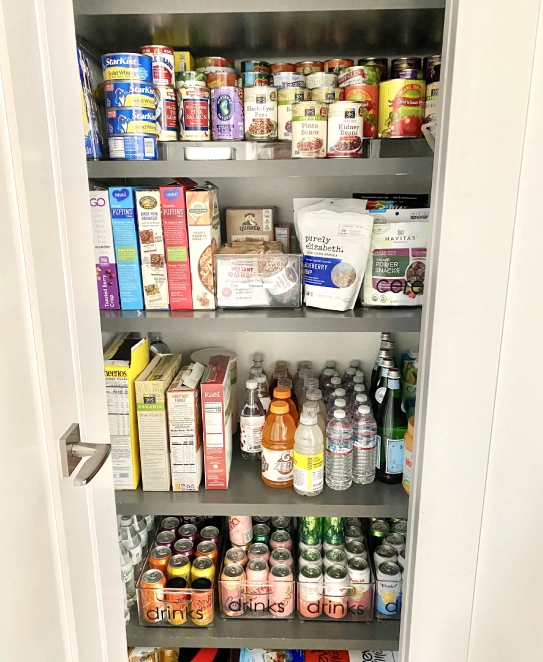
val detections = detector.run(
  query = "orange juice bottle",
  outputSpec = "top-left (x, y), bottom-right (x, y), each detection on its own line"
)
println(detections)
top-left (261, 401), bottom-right (295, 489)
top-left (271, 386), bottom-right (299, 424)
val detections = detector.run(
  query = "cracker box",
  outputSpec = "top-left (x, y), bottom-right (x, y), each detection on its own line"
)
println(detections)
top-left (166, 362), bottom-right (206, 491)
top-left (160, 179), bottom-right (197, 310)
top-left (90, 189), bottom-right (120, 309)
top-left (103, 333), bottom-right (150, 489)
top-left (226, 206), bottom-right (276, 243)
top-left (109, 186), bottom-right (144, 310)
top-left (135, 353), bottom-right (183, 491)
top-left (200, 355), bottom-right (232, 489)
top-left (186, 184), bottom-right (221, 310)
top-left (135, 189), bottom-right (170, 310)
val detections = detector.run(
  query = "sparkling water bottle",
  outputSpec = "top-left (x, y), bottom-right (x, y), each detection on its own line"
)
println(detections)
top-left (320, 368), bottom-right (335, 392)
top-left (324, 376), bottom-right (342, 406)
top-left (119, 533), bottom-right (136, 607)
top-left (132, 515), bottom-right (149, 559)
top-left (119, 516), bottom-right (143, 580)
top-left (342, 367), bottom-right (357, 387)
top-left (325, 409), bottom-right (353, 491)
top-left (352, 405), bottom-right (377, 485)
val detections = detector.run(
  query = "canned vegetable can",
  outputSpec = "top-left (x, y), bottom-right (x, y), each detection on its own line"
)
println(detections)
top-left (154, 85), bottom-right (178, 141)
top-left (207, 72), bottom-right (238, 89)
top-left (175, 71), bottom-right (206, 88)
top-left (379, 78), bottom-right (426, 138)
top-left (327, 102), bottom-right (364, 158)
top-left (102, 52), bottom-right (153, 82)
top-left (306, 72), bottom-right (338, 89)
top-left (310, 87), bottom-right (344, 103)
top-left (211, 87), bottom-right (244, 140)
top-left (271, 63), bottom-right (296, 74)
top-left (241, 60), bottom-right (271, 73)
top-left (344, 84), bottom-right (379, 137)
top-left (324, 58), bottom-right (354, 73)
top-left (105, 81), bottom-right (155, 109)
top-left (425, 81), bottom-right (439, 123)
top-left (338, 65), bottom-right (381, 88)
top-left (291, 101), bottom-right (328, 158)
top-left (106, 108), bottom-right (156, 135)
top-left (177, 86), bottom-right (211, 141)
top-left (278, 87), bottom-right (310, 141)
top-left (424, 55), bottom-right (441, 83)
top-left (296, 61), bottom-right (324, 75)
top-left (244, 86), bottom-right (278, 141)
top-left (397, 69), bottom-right (425, 80)
top-left (140, 45), bottom-right (175, 86)
top-left (358, 57), bottom-right (389, 81)
top-left (239, 72), bottom-right (272, 88)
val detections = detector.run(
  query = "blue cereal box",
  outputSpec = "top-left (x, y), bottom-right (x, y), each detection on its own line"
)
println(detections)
top-left (108, 187), bottom-right (144, 310)
top-left (107, 108), bottom-right (156, 135)
top-left (105, 81), bottom-right (155, 109)
top-left (102, 52), bottom-right (153, 82)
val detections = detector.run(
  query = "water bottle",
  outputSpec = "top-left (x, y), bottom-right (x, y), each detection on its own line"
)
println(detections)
top-left (122, 569), bottom-right (130, 622)
top-left (321, 360), bottom-right (336, 376)
top-left (119, 516), bottom-right (143, 580)
top-left (349, 360), bottom-right (361, 371)
top-left (144, 515), bottom-right (155, 538)
top-left (294, 368), bottom-right (313, 405)
top-left (346, 374), bottom-right (364, 398)
top-left (256, 375), bottom-right (271, 412)
top-left (327, 397), bottom-right (347, 421)
top-left (325, 409), bottom-right (353, 491)
top-left (327, 388), bottom-right (346, 414)
top-left (349, 392), bottom-right (371, 419)
top-left (132, 515), bottom-right (149, 559)
top-left (352, 405), bottom-right (377, 485)
top-left (342, 367), bottom-right (357, 387)
top-left (320, 368), bottom-right (335, 392)
top-left (324, 376), bottom-right (342, 406)
top-left (293, 410), bottom-right (324, 497)
top-left (240, 379), bottom-right (266, 460)
top-left (299, 377), bottom-right (320, 412)
top-left (119, 533), bottom-right (136, 607)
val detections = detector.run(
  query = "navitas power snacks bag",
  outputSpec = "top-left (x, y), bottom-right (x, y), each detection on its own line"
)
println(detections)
top-left (362, 208), bottom-right (430, 307)
top-left (294, 198), bottom-right (373, 311)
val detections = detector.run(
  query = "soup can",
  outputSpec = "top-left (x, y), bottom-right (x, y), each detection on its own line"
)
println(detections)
top-left (109, 134), bottom-right (158, 160)
top-left (239, 72), bottom-right (272, 88)
top-left (195, 56), bottom-right (229, 70)
top-left (273, 72), bottom-right (306, 89)
top-left (306, 72), bottom-right (337, 89)
top-left (324, 58), bottom-right (354, 73)
top-left (102, 52), bottom-right (153, 82)
top-left (424, 81), bottom-right (439, 123)
top-left (154, 85), bottom-right (178, 141)
top-left (291, 101), bottom-right (328, 158)
top-left (296, 61), bottom-right (324, 75)
top-left (211, 86), bottom-right (244, 140)
top-left (177, 86), bottom-right (211, 141)
top-left (358, 57), bottom-right (389, 81)
top-left (244, 86), bottom-right (278, 141)
top-left (241, 60), bottom-right (270, 73)
top-left (338, 65), bottom-right (381, 88)
top-left (140, 45), bottom-right (175, 86)
top-left (176, 71), bottom-right (206, 88)
top-left (344, 84), bottom-right (379, 138)
top-left (106, 107), bottom-right (156, 135)
top-left (105, 81), bottom-right (155, 109)
top-left (271, 62), bottom-right (295, 74)
top-left (391, 57), bottom-right (423, 78)
top-left (310, 87), bottom-right (344, 103)
top-left (423, 55), bottom-right (441, 83)
top-left (278, 87), bottom-right (311, 141)
top-left (207, 72), bottom-right (238, 88)
top-left (378, 78), bottom-right (426, 138)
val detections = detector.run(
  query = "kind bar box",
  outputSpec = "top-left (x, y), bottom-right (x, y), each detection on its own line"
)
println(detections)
top-left (187, 184), bottom-right (221, 310)
top-left (90, 189), bottom-right (120, 309)
top-left (226, 207), bottom-right (276, 243)
top-left (135, 353), bottom-right (183, 491)
top-left (166, 361), bottom-right (206, 491)
top-left (160, 179), bottom-right (197, 310)
top-left (135, 189), bottom-right (170, 310)
top-left (109, 186), bottom-right (144, 310)
top-left (200, 355), bottom-right (232, 489)
top-left (103, 333), bottom-right (150, 489)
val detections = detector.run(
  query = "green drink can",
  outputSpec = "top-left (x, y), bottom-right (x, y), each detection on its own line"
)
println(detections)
top-left (299, 517), bottom-right (323, 545)
top-left (252, 523), bottom-right (271, 544)
top-left (370, 519), bottom-right (390, 546)
top-left (323, 517), bottom-right (346, 545)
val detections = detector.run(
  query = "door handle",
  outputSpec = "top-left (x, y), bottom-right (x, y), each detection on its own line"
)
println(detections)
top-left (60, 423), bottom-right (111, 486)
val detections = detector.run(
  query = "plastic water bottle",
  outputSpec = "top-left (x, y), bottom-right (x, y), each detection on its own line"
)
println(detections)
top-left (324, 376), bottom-right (342, 406)
top-left (256, 375), bottom-right (271, 413)
top-left (320, 368), bottom-right (335, 392)
top-left (305, 388), bottom-right (327, 438)
top-left (293, 410), bottom-right (324, 497)
top-left (119, 516), bottom-right (143, 580)
top-left (352, 405), bottom-right (377, 485)
top-left (299, 377), bottom-right (320, 412)
top-left (240, 379), bottom-right (266, 460)
top-left (119, 533), bottom-right (136, 607)
top-left (294, 368), bottom-right (313, 405)
top-left (342, 367), bottom-right (357, 387)
top-left (325, 409), bottom-right (353, 491)
top-left (349, 360), bottom-right (361, 371)
top-left (327, 397), bottom-right (347, 421)
top-left (349, 392), bottom-right (371, 419)
top-left (327, 387), bottom-right (346, 414)
top-left (252, 352), bottom-right (268, 385)
top-left (122, 570), bottom-right (130, 622)
top-left (346, 374), bottom-right (365, 398)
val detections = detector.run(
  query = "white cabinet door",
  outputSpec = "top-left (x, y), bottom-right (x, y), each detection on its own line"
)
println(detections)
top-left (0, 1), bottom-right (125, 660)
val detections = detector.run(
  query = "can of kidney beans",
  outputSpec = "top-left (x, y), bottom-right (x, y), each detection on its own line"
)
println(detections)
top-left (140, 45), bottom-right (175, 86)
top-left (344, 84), bottom-right (379, 138)
top-left (327, 101), bottom-right (364, 157)
top-left (177, 86), bottom-right (211, 140)
top-left (154, 85), bottom-right (178, 141)
top-left (211, 86), bottom-right (244, 140)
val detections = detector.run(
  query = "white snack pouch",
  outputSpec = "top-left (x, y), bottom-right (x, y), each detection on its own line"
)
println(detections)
top-left (295, 198), bottom-right (373, 311)
top-left (362, 208), bottom-right (430, 307)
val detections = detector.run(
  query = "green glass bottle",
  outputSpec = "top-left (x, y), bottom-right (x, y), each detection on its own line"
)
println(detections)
top-left (372, 357), bottom-right (396, 416)
top-left (376, 367), bottom-right (407, 484)
top-left (369, 345), bottom-right (395, 402)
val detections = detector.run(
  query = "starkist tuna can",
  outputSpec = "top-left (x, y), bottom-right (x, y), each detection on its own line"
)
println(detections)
top-left (140, 45), bottom-right (175, 86)
top-left (211, 87), bottom-right (244, 140)
top-left (108, 134), bottom-right (158, 160)
top-left (105, 81), bottom-right (155, 109)
top-left (102, 53), bottom-right (153, 82)
top-left (106, 108), bottom-right (156, 134)
top-left (177, 86), bottom-right (211, 140)
top-left (379, 78), bottom-right (426, 138)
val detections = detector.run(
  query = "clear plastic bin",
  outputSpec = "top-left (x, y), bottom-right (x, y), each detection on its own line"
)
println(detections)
top-left (218, 576), bottom-right (296, 619)
top-left (374, 575), bottom-right (402, 620)
top-left (297, 581), bottom-right (375, 622)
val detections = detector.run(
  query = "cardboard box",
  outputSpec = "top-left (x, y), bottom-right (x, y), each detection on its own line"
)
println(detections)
top-left (135, 353), bottom-right (183, 491)
top-left (90, 189), bottom-right (120, 309)
top-left (160, 179), bottom-right (197, 310)
top-left (200, 355), bottom-right (232, 489)
top-left (135, 189), bottom-right (170, 310)
top-left (167, 362), bottom-right (206, 491)
top-left (226, 207), bottom-right (276, 243)
top-left (103, 333), bottom-right (150, 489)
top-left (174, 51), bottom-right (194, 73)
top-left (274, 225), bottom-right (291, 253)
top-left (109, 186), bottom-right (144, 310)
top-left (186, 184), bottom-right (222, 310)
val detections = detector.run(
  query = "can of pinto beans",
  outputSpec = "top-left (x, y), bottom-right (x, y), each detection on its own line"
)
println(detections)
top-left (278, 87), bottom-right (311, 141)
top-left (310, 87), bottom-right (344, 103)
top-left (327, 101), bottom-right (364, 157)
top-left (291, 101), bottom-right (328, 158)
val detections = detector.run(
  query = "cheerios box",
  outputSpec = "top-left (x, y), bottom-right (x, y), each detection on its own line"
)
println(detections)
top-left (186, 183), bottom-right (221, 310)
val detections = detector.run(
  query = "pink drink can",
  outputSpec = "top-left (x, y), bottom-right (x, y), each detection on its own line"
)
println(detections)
top-left (298, 564), bottom-right (323, 618)
top-left (269, 564), bottom-right (295, 617)
top-left (245, 559), bottom-right (270, 611)
top-left (347, 557), bottom-right (373, 615)
top-left (248, 543), bottom-right (270, 563)
top-left (323, 564), bottom-right (350, 619)
top-left (269, 530), bottom-right (293, 551)
top-left (270, 548), bottom-right (293, 568)
top-left (229, 516), bottom-right (253, 546)
top-left (220, 563), bottom-right (245, 617)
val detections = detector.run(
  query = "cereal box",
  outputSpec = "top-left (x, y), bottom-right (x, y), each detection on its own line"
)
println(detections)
top-left (226, 207), bottom-right (276, 243)
top-left (135, 353), bottom-right (182, 491)
top-left (103, 333), bottom-right (150, 489)
top-left (166, 362), bottom-right (206, 491)
top-left (90, 189), bottom-right (120, 309)
top-left (160, 179), bottom-right (197, 310)
top-left (174, 51), bottom-right (194, 73)
top-left (186, 184), bottom-right (221, 310)
top-left (109, 186), bottom-right (144, 310)
top-left (135, 189), bottom-right (170, 310)
top-left (200, 355), bottom-right (232, 489)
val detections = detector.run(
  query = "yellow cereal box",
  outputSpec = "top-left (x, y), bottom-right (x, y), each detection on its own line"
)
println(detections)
top-left (174, 51), bottom-right (194, 73)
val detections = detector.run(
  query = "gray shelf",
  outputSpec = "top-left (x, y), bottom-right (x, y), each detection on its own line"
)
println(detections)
top-left (126, 607), bottom-right (401, 648)
top-left (116, 448), bottom-right (409, 517)
top-left (100, 307), bottom-right (422, 333)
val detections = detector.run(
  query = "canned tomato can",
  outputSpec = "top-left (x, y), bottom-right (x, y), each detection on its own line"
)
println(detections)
top-left (241, 60), bottom-right (270, 73)
top-left (106, 108), bottom-right (156, 135)
top-left (175, 71), bottom-right (206, 88)
top-left (160, 517), bottom-right (181, 534)
top-left (173, 538), bottom-right (195, 560)
top-left (306, 72), bottom-right (338, 89)
top-left (229, 516), bottom-right (253, 546)
top-left (156, 531), bottom-right (176, 549)
top-left (298, 564), bottom-right (323, 618)
top-left (338, 65), bottom-right (381, 88)
top-left (269, 564), bottom-right (295, 617)
top-left (207, 72), bottom-right (238, 89)
top-left (244, 86), bottom-right (278, 141)
top-left (271, 62), bottom-right (296, 74)
top-left (347, 557), bottom-right (372, 614)
top-left (273, 72), bottom-right (306, 89)
top-left (245, 559), bottom-right (270, 611)
top-left (374, 544), bottom-right (398, 567)
top-left (167, 554), bottom-right (191, 582)
top-left (105, 81), bottom-right (155, 109)
top-left (239, 72), bottom-right (272, 88)
top-left (424, 55), bottom-right (441, 83)
top-left (391, 57), bottom-right (422, 78)
top-left (199, 526), bottom-right (221, 545)
top-left (296, 61), bottom-right (324, 75)
top-left (191, 556), bottom-right (215, 584)
top-left (299, 548), bottom-right (323, 569)
top-left (140, 569), bottom-right (166, 623)
top-left (344, 84), bottom-right (379, 138)
top-left (291, 101), bottom-right (327, 158)
top-left (310, 87), bottom-right (344, 103)
top-left (277, 87), bottom-right (310, 141)
top-left (177, 86), bottom-right (211, 141)
top-left (140, 45), bottom-right (175, 86)
top-left (271, 516), bottom-right (292, 533)
top-left (327, 101), bottom-right (364, 157)
top-left (225, 546), bottom-right (248, 568)
top-left (190, 577), bottom-right (214, 625)
top-left (154, 85), bottom-right (177, 141)
top-left (178, 523), bottom-right (199, 542)
top-left (376, 561), bottom-right (402, 615)
top-left (358, 57), bottom-right (389, 81)
top-left (196, 541), bottom-right (218, 565)
top-left (269, 529), bottom-right (293, 551)
top-left (149, 545), bottom-right (172, 574)
top-left (397, 69), bottom-right (425, 80)
top-left (345, 525), bottom-right (364, 544)
top-left (324, 58), bottom-right (354, 73)
top-left (102, 52), bottom-right (153, 82)
top-left (220, 563), bottom-right (245, 617)
top-left (379, 78), bottom-right (426, 137)
top-left (270, 548), bottom-right (293, 567)
top-left (165, 576), bottom-right (189, 625)
top-left (248, 542), bottom-right (270, 563)
top-left (323, 564), bottom-right (349, 619)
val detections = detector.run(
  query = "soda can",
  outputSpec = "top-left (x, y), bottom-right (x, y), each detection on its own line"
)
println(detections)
top-left (252, 523), bottom-right (271, 544)
top-left (270, 548), bottom-right (293, 568)
top-left (269, 564), bottom-right (295, 617)
top-left (298, 564), bottom-right (323, 618)
top-left (324, 549), bottom-right (348, 570)
top-left (323, 565), bottom-right (349, 619)
top-left (323, 517), bottom-right (345, 545)
top-left (165, 577), bottom-right (189, 625)
top-left (154, 85), bottom-right (177, 141)
top-left (384, 533), bottom-right (406, 554)
top-left (229, 516), bottom-right (253, 546)
top-left (167, 554), bottom-right (191, 583)
top-left (248, 542), bottom-right (270, 563)
top-left (347, 557), bottom-right (372, 615)
top-left (299, 548), bottom-right (323, 569)
top-left (299, 516), bottom-right (323, 545)
top-left (105, 81), bottom-right (155, 109)
top-left (225, 547), bottom-right (248, 568)
top-left (345, 540), bottom-right (367, 562)
top-left (156, 530), bottom-right (176, 549)
top-left (102, 52), bottom-right (153, 83)
top-left (269, 530), bottom-right (293, 551)
top-left (370, 519), bottom-right (389, 546)
top-left (190, 577), bottom-right (214, 625)
top-left (140, 569), bottom-right (167, 623)
top-left (196, 541), bottom-right (218, 566)
top-left (178, 524), bottom-right (199, 543)
top-left (191, 556), bottom-right (215, 584)
top-left (220, 563), bottom-right (245, 617)
top-left (299, 540), bottom-right (323, 553)
top-left (398, 548), bottom-right (405, 571)
top-left (374, 544), bottom-right (398, 567)
top-left (106, 108), bottom-right (156, 135)
top-left (149, 546), bottom-right (172, 575)
top-left (323, 540), bottom-right (345, 554)
top-left (245, 559), bottom-right (270, 611)
top-left (140, 45), bottom-right (175, 86)
top-left (160, 517), bottom-right (181, 535)
top-left (173, 538), bottom-right (195, 561)
top-left (271, 516), bottom-right (292, 533)
top-left (345, 526), bottom-right (364, 544)
top-left (252, 516), bottom-right (271, 525)
top-left (199, 526), bottom-right (221, 546)
top-left (392, 519), bottom-right (408, 537)
top-left (376, 561), bottom-right (402, 616)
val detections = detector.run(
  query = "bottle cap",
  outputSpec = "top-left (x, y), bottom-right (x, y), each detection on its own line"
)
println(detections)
top-left (303, 401), bottom-right (319, 413)
top-left (408, 415), bottom-right (415, 435)
top-left (120, 516), bottom-right (132, 526)
top-left (273, 368), bottom-right (288, 378)
top-left (353, 375), bottom-right (364, 384)
top-left (408, 349), bottom-right (419, 359)
top-left (334, 388), bottom-right (346, 397)
top-left (253, 352), bottom-right (264, 362)
top-left (334, 409), bottom-right (346, 419)
top-left (273, 386), bottom-right (291, 399)
top-left (355, 370), bottom-right (364, 377)
top-left (388, 368), bottom-right (401, 379)
top-left (356, 393), bottom-right (368, 403)
top-left (299, 368), bottom-right (313, 378)
top-left (246, 380), bottom-right (257, 389)
top-left (325, 360), bottom-right (336, 369)
top-left (331, 377), bottom-right (341, 386)
top-left (300, 412), bottom-right (318, 425)
top-left (354, 384), bottom-right (365, 393)
top-left (323, 369), bottom-right (334, 377)
top-left (256, 375), bottom-right (266, 384)
top-left (333, 370), bottom-right (339, 377)
top-left (383, 358), bottom-right (395, 368)
top-left (278, 378), bottom-right (293, 388)
top-left (270, 400), bottom-right (289, 414)
top-left (304, 377), bottom-right (319, 388)
top-left (358, 405), bottom-right (371, 414)
top-left (275, 360), bottom-right (288, 369)
top-left (306, 388), bottom-right (323, 400)
top-left (349, 360), bottom-right (360, 368)
top-left (335, 398), bottom-right (346, 408)
top-left (346, 368), bottom-right (357, 376)
top-left (297, 360), bottom-right (312, 370)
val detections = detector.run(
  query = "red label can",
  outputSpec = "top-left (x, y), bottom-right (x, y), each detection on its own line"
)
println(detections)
top-left (155, 85), bottom-right (177, 141)
top-left (177, 86), bottom-right (211, 141)
top-left (140, 45), bottom-right (175, 86)
top-left (344, 85), bottom-right (379, 138)
top-left (269, 565), bottom-right (295, 617)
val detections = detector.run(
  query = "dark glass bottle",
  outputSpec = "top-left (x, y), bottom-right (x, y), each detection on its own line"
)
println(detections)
top-left (376, 368), bottom-right (407, 484)
top-left (372, 357), bottom-right (397, 416)
top-left (369, 347), bottom-right (395, 401)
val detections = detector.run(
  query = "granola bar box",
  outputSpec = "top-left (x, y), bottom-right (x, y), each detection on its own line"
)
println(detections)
top-left (186, 184), bottom-right (222, 310)
top-left (226, 206), bottom-right (276, 243)
top-left (135, 189), bottom-right (170, 310)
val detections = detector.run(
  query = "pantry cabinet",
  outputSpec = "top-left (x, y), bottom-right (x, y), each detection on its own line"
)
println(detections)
top-left (1, 0), bottom-right (542, 660)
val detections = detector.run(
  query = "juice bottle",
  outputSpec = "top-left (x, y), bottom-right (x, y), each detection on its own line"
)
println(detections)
top-left (261, 400), bottom-right (295, 489)
top-left (275, 360), bottom-right (292, 381)
top-left (271, 385), bottom-right (299, 424)
top-left (293, 410), bottom-right (324, 497)
top-left (402, 415), bottom-right (414, 495)
top-left (269, 368), bottom-right (287, 395)
top-left (278, 377), bottom-right (298, 407)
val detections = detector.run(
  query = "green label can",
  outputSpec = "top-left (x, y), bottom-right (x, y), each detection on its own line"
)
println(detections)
top-left (323, 517), bottom-right (346, 545)
top-left (379, 78), bottom-right (426, 138)
top-left (299, 517), bottom-right (323, 545)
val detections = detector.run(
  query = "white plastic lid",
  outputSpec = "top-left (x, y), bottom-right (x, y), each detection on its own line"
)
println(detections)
top-left (334, 388), bottom-right (346, 397)
top-left (346, 367), bottom-right (357, 376)
top-left (350, 360), bottom-right (360, 368)
top-left (120, 515), bottom-right (132, 526)
top-left (323, 369), bottom-right (334, 377)
top-left (300, 412), bottom-right (318, 426)
top-left (356, 394), bottom-right (368, 403)
top-left (358, 405), bottom-right (371, 414)
top-left (304, 377), bottom-right (319, 387)
top-left (331, 377), bottom-right (341, 385)
top-left (253, 352), bottom-right (264, 362)
top-left (409, 349), bottom-right (419, 358)
top-left (246, 380), bottom-right (258, 389)
top-left (303, 401), bottom-right (319, 412)
top-left (355, 370), bottom-right (364, 377)
top-left (334, 409), bottom-right (346, 418)
top-left (354, 384), bottom-right (366, 393)
top-left (256, 375), bottom-right (266, 384)
top-left (333, 370), bottom-right (340, 377)
top-left (325, 360), bottom-right (336, 368)
top-left (353, 375), bottom-right (364, 384)
top-left (306, 388), bottom-right (323, 400)
top-left (335, 398), bottom-right (347, 408)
